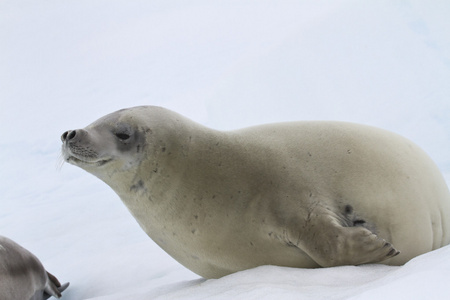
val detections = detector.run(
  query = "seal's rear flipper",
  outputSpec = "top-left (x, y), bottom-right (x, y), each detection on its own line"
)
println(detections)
top-left (43, 282), bottom-right (69, 299)
top-left (43, 271), bottom-right (70, 299)
top-left (58, 282), bottom-right (70, 294)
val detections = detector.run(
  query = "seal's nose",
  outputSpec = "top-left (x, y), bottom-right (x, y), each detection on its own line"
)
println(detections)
top-left (61, 130), bottom-right (77, 142)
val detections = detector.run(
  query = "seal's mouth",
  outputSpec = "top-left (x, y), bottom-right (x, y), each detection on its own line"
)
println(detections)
top-left (65, 155), bottom-right (112, 167)
top-left (61, 143), bottom-right (112, 167)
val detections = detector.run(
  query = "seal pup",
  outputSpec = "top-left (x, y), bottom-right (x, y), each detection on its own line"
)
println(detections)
top-left (61, 106), bottom-right (450, 279)
top-left (0, 236), bottom-right (69, 300)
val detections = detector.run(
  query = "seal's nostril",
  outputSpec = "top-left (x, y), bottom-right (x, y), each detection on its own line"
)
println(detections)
top-left (61, 131), bottom-right (69, 142)
top-left (61, 130), bottom-right (77, 142)
top-left (68, 130), bottom-right (76, 140)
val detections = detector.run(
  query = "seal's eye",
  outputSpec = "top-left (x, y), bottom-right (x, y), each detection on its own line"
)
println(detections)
top-left (115, 133), bottom-right (130, 141)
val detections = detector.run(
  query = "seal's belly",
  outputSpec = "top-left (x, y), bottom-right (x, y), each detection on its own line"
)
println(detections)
top-left (151, 215), bottom-right (320, 279)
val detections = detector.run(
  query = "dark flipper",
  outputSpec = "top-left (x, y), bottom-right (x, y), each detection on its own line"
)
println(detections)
top-left (43, 271), bottom-right (70, 299)
top-left (43, 282), bottom-right (70, 299)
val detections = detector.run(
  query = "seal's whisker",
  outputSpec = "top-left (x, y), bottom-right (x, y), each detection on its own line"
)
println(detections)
top-left (56, 150), bottom-right (65, 171)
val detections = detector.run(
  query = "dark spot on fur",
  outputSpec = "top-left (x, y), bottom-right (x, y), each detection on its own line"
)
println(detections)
top-left (130, 180), bottom-right (144, 192)
top-left (136, 145), bottom-right (141, 153)
top-left (161, 147), bottom-right (166, 152)
top-left (353, 219), bottom-right (366, 226)
top-left (344, 205), bottom-right (353, 214)
top-left (194, 215), bottom-right (198, 219)
top-left (341, 203), bottom-right (372, 230)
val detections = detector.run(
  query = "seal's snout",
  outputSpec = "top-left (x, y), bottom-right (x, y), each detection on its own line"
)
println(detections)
top-left (61, 130), bottom-right (77, 143)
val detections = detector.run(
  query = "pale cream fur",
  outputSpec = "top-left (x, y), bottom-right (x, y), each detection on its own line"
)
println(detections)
top-left (62, 106), bottom-right (450, 279)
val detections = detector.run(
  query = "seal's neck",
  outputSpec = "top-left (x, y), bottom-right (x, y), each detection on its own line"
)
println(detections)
top-left (113, 114), bottom-right (227, 230)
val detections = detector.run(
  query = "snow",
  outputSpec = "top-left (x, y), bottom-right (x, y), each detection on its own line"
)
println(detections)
top-left (1, 0), bottom-right (450, 299)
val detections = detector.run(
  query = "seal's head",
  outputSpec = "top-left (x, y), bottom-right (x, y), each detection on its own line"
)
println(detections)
top-left (61, 107), bottom-right (151, 185)
top-left (60, 105), bottom-right (193, 199)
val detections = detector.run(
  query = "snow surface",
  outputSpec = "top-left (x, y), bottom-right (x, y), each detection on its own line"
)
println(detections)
top-left (1, 0), bottom-right (450, 299)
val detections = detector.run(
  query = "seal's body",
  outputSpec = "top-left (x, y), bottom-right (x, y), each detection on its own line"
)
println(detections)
top-left (61, 106), bottom-right (450, 278)
top-left (0, 236), bottom-right (69, 300)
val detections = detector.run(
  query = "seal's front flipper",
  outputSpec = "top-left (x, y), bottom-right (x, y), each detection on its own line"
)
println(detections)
top-left (320, 226), bottom-right (399, 267)
top-left (298, 205), bottom-right (400, 268)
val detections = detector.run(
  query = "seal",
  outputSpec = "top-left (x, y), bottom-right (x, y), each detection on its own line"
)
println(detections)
top-left (0, 236), bottom-right (69, 300)
top-left (61, 106), bottom-right (450, 279)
